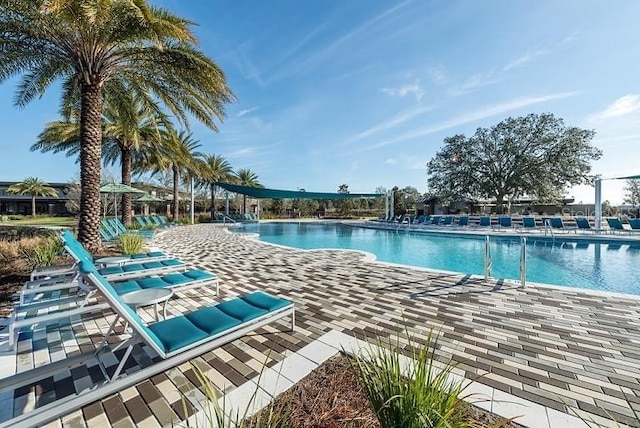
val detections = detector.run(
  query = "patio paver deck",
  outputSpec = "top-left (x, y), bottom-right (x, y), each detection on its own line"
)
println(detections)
top-left (5, 223), bottom-right (640, 427)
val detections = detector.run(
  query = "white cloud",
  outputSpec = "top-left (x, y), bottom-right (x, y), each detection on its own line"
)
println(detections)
top-left (427, 64), bottom-right (447, 84)
top-left (359, 91), bottom-right (578, 151)
top-left (381, 82), bottom-right (424, 101)
top-left (385, 158), bottom-right (398, 164)
top-left (349, 105), bottom-right (432, 142)
top-left (591, 95), bottom-right (640, 120)
top-left (503, 48), bottom-right (548, 71)
top-left (237, 106), bottom-right (260, 117)
top-left (448, 72), bottom-right (499, 96)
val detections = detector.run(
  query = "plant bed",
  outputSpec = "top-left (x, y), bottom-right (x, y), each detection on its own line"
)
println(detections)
top-left (246, 353), bottom-right (523, 428)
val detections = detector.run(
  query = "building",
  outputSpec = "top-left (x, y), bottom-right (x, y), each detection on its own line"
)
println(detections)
top-left (0, 181), bottom-right (71, 215)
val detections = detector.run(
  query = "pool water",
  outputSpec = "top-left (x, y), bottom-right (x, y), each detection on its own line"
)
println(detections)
top-left (232, 222), bottom-right (640, 296)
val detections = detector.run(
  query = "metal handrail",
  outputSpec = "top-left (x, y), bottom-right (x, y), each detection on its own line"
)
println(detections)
top-left (543, 219), bottom-right (554, 238)
top-left (484, 235), bottom-right (492, 280)
top-left (520, 236), bottom-right (527, 287)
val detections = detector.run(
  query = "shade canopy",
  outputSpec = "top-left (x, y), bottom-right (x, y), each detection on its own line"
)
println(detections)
top-left (99, 183), bottom-right (146, 194)
top-left (135, 194), bottom-right (164, 203)
top-left (614, 174), bottom-right (640, 180)
top-left (215, 182), bottom-right (380, 199)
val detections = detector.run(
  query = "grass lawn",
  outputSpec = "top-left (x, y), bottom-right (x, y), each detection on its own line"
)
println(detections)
top-left (2, 216), bottom-right (78, 228)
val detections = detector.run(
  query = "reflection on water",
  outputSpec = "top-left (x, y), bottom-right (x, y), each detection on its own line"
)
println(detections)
top-left (232, 223), bottom-right (640, 295)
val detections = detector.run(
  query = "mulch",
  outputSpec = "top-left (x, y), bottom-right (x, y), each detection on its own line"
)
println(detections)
top-left (247, 353), bottom-right (523, 428)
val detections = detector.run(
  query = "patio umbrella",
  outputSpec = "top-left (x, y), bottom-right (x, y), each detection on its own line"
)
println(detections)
top-left (135, 193), bottom-right (165, 216)
top-left (99, 183), bottom-right (146, 218)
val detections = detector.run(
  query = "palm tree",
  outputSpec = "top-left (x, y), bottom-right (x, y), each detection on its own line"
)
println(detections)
top-left (7, 177), bottom-right (58, 218)
top-left (0, 1), bottom-right (234, 251)
top-left (235, 168), bottom-right (262, 214)
top-left (201, 154), bottom-right (234, 218)
top-left (137, 130), bottom-right (203, 220)
top-left (32, 96), bottom-right (165, 225)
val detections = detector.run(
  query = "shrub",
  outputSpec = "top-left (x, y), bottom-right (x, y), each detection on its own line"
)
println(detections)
top-left (126, 221), bottom-right (142, 230)
top-left (142, 223), bottom-right (157, 231)
top-left (350, 328), bottom-right (470, 428)
top-left (178, 217), bottom-right (191, 225)
top-left (19, 236), bottom-right (63, 270)
top-left (116, 234), bottom-right (145, 255)
top-left (197, 214), bottom-right (211, 223)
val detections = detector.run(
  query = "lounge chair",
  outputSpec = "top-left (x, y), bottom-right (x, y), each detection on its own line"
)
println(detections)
top-left (478, 216), bottom-right (491, 227)
top-left (628, 218), bottom-right (640, 232)
top-left (442, 215), bottom-right (454, 226)
top-left (549, 217), bottom-right (576, 233)
top-left (430, 215), bottom-right (442, 226)
top-left (0, 260), bottom-right (293, 427)
top-left (575, 217), bottom-right (595, 233)
top-left (606, 217), bottom-right (627, 234)
top-left (62, 230), bottom-right (186, 281)
top-left (457, 216), bottom-right (469, 227)
top-left (496, 216), bottom-right (512, 230)
top-left (521, 216), bottom-right (538, 231)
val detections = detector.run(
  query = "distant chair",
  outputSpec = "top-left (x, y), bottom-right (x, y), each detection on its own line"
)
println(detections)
top-left (457, 216), bottom-right (469, 227)
top-left (575, 217), bottom-right (596, 233)
top-left (497, 216), bottom-right (513, 230)
top-left (430, 215), bottom-right (442, 226)
top-left (442, 215), bottom-right (454, 226)
top-left (549, 217), bottom-right (576, 233)
top-left (521, 216), bottom-right (538, 232)
top-left (606, 217), bottom-right (628, 234)
top-left (628, 218), bottom-right (640, 232)
top-left (478, 216), bottom-right (491, 227)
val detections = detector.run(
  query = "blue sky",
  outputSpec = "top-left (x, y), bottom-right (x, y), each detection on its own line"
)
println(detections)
top-left (1, 0), bottom-right (639, 203)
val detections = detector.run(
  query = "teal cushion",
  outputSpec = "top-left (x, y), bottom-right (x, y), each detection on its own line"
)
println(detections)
top-left (146, 316), bottom-right (208, 353)
top-left (112, 281), bottom-right (142, 295)
top-left (160, 259), bottom-right (183, 267)
top-left (242, 292), bottom-right (291, 312)
top-left (184, 270), bottom-right (215, 281)
top-left (136, 277), bottom-right (168, 289)
top-left (99, 265), bottom-right (126, 275)
top-left (217, 298), bottom-right (267, 322)
top-left (161, 273), bottom-right (190, 285)
top-left (185, 307), bottom-right (242, 335)
top-left (138, 261), bottom-right (163, 270)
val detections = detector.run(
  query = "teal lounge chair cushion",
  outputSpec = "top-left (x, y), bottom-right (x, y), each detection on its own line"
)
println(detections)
top-left (185, 307), bottom-right (242, 335)
top-left (136, 277), bottom-right (169, 289)
top-left (112, 281), bottom-right (143, 295)
top-left (184, 270), bottom-right (216, 281)
top-left (130, 251), bottom-right (165, 259)
top-left (242, 292), bottom-right (291, 312)
top-left (161, 273), bottom-right (192, 285)
top-left (217, 299), bottom-right (268, 322)
top-left (146, 316), bottom-right (208, 353)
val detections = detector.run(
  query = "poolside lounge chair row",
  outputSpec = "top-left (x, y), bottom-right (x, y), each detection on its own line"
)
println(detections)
top-left (100, 217), bottom-right (155, 243)
top-left (134, 214), bottom-right (176, 229)
top-left (3, 233), bottom-right (293, 427)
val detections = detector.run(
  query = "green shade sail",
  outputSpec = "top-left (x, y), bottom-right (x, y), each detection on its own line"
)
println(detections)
top-left (215, 182), bottom-right (380, 199)
top-left (614, 174), bottom-right (640, 180)
top-left (135, 194), bottom-right (164, 203)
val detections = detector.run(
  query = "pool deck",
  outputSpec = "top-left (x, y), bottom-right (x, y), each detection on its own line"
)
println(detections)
top-left (4, 223), bottom-right (640, 427)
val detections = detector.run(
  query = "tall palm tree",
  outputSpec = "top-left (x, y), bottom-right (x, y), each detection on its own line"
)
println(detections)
top-left (201, 154), bottom-right (233, 218)
top-left (137, 130), bottom-right (203, 220)
top-left (7, 177), bottom-right (58, 218)
top-left (32, 97), bottom-right (165, 225)
top-left (235, 168), bottom-right (262, 214)
top-left (0, 0), bottom-right (234, 251)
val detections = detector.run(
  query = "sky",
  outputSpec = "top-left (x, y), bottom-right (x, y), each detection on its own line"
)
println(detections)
top-left (1, 0), bottom-right (639, 204)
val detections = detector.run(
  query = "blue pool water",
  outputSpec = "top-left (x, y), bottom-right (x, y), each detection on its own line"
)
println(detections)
top-left (232, 222), bottom-right (640, 295)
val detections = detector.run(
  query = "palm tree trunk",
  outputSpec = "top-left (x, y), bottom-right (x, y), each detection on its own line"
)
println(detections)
top-left (121, 146), bottom-right (133, 225)
top-left (173, 165), bottom-right (179, 220)
top-left (31, 195), bottom-right (36, 218)
top-left (211, 184), bottom-right (216, 218)
top-left (243, 195), bottom-right (247, 214)
top-left (78, 83), bottom-right (103, 253)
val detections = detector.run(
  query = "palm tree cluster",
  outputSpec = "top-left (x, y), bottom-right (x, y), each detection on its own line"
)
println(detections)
top-left (0, 0), bottom-right (252, 251)
top-left (7, 177), bottom-right (58, 218)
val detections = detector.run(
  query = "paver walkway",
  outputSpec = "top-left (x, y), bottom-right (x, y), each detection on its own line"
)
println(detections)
top-left (8, 223), bottom-right (640, 427)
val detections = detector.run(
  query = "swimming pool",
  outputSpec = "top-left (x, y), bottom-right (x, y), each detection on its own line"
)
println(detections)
top-left (231, 222), bottom-right (640, 296)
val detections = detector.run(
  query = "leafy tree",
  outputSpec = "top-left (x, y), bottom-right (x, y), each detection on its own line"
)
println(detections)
top-left (64, 179), bottom-right (81, 215)
top-left (200, 154), bottom-right (234, 218)
top-left (235, 168), bottom-right (261, 214)
top-left (426, 113), bottom-right (601, 213)
top-left (33, 96), bottom-right (165, 225)
top-left (624, 179), bottom-right (640, 217)
top-left (269, 199), bottom-right (284, 217)
top-left (336, 184), bottom-right (353, 216)
top-left (7, 177), bottom-right (58, 218)
top-left (0, 0), bottom-right (234, 251)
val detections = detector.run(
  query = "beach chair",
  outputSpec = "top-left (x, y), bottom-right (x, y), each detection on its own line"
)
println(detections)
top-left (478, 216), bottom-right (491, 227)
top-left (521, 216), bottom-right (538, 232)
top-left (496, 216), bottom-right (513, 230)
top-left (442, 215), bottom-right (454, 226)
top-left (0, 262), bottom-right (293, 427)
top-left (134, 216), bottom-right (148, 228)
top-left (549, 217), bottom-right (576, 233)
top-left (575, 217), bottom-right (595, 233)
top-left (457, 216), bottom-right (469, 227)
top-left (430, 215), bottom-right (442, 226)
top-left (158, 215), bottom-right (177, 226)
top-left (606, 217), bottom-right (627, 234)
top-left (626, 218), bottom-right (640, 232)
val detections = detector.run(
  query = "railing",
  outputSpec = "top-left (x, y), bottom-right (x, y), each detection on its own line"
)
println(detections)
top-left (221, 215), bottom-right (237, 225)
top-left (520, 236), bottom-right (527, 287)
top-left (543, 218), bottom-right (554, 238)
top-left (484, 235), bottom-right (492, 280)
